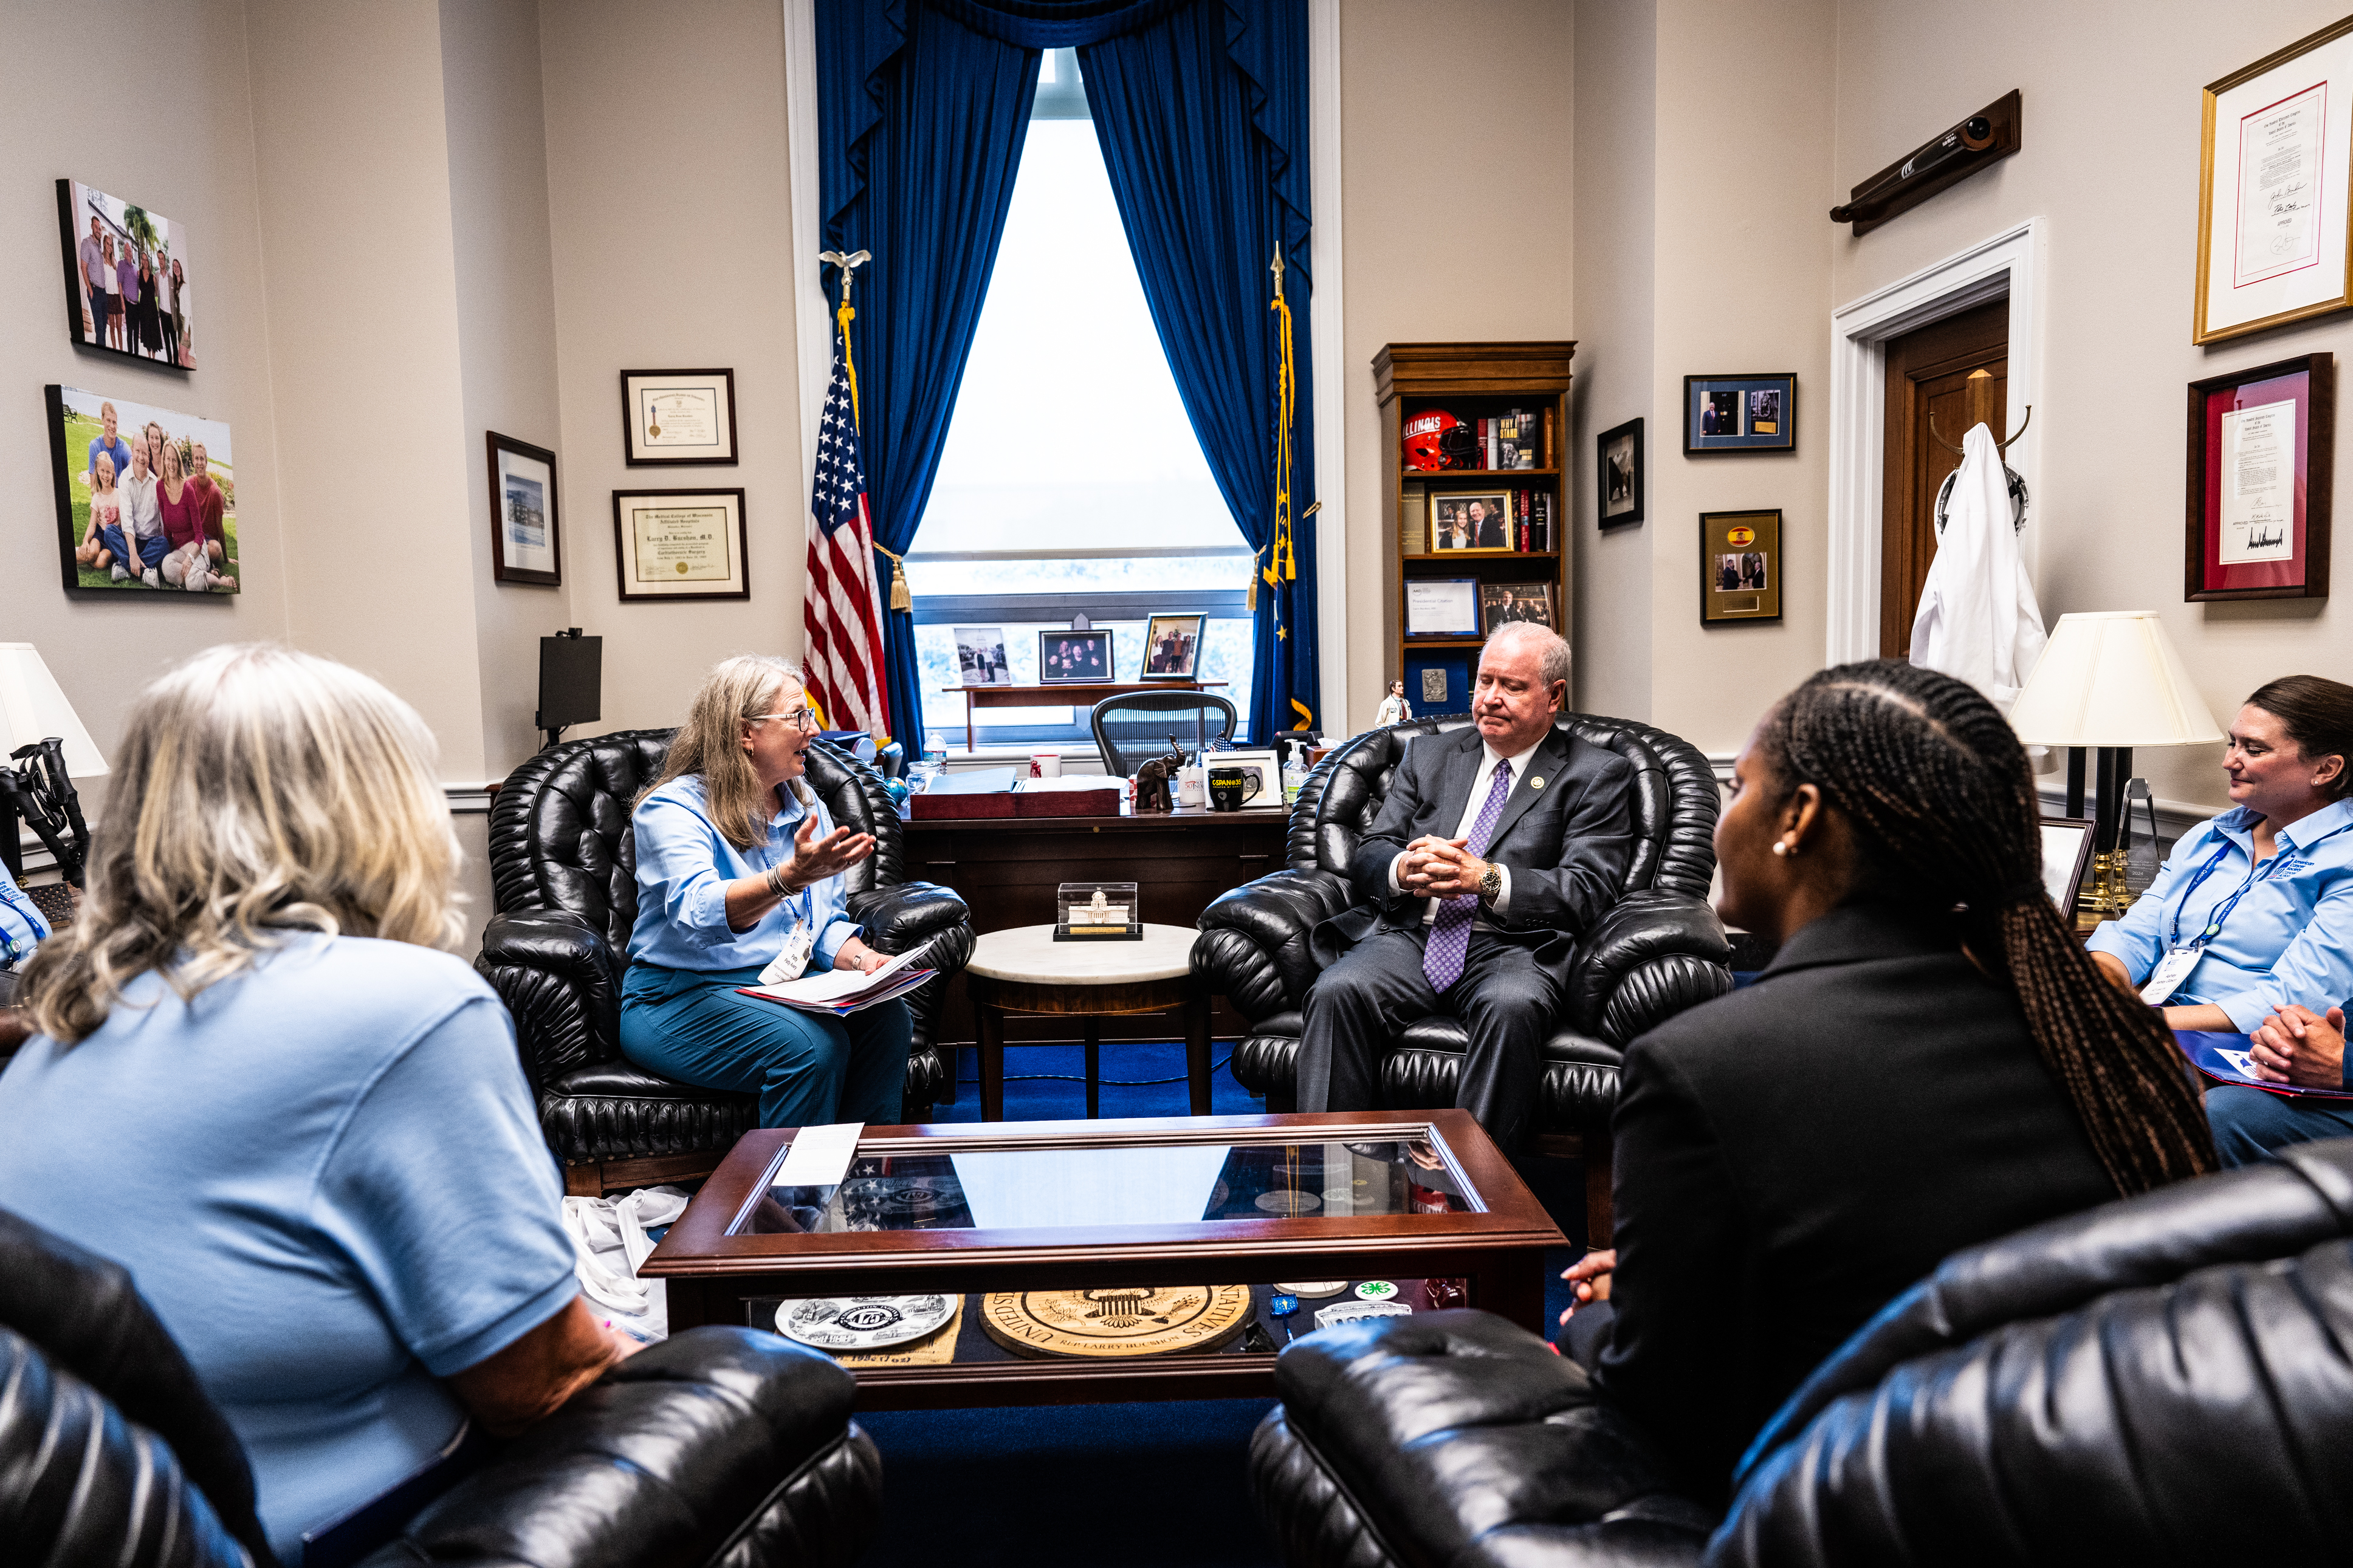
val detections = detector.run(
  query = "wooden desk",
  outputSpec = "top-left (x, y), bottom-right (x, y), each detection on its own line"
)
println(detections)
top-left (905, 798), bottom-right (1289, 1055)
top-left (939, 680), bottom-right (1227, 750)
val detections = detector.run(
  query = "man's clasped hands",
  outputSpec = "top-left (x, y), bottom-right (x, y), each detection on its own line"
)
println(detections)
top-left (1399, 834), bottom-right (1493, 900)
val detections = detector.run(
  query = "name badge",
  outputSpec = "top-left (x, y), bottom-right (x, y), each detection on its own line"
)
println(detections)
top-left (2138, 945), bottom-right (2201, 1007)
top-left (761, 920), bottom-right (815, 985)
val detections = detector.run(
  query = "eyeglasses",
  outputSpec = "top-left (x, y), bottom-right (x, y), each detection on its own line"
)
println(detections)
top-left (751, 707), bottom-right (820, 731)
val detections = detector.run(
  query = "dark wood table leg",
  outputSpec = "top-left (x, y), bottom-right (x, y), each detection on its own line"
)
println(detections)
top-left (974, 977), bottom-right (1005, 1123)
top-left (1468, 1246), bottom-right (1547, 1335)
top-left (1084, 1015), bottom-right (1101, 1119)
top-left (1184, 984), bottom-right (1212, 1116)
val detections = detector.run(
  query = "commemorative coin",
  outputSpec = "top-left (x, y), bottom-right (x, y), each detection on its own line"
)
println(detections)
top-left (776, 1294), bottom-right (957, 1351)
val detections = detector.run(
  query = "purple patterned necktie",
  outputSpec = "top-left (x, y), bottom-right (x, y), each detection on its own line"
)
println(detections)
top-left (1423, 758), bottom-right (1514, 993)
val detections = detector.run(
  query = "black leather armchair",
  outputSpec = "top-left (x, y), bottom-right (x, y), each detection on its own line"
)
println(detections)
top-left (1194, 711), bottom-right (1731, 1239)
top-left (1250, 1137), bottom-right (2353, 1566)
top-left (477, 728), bottom-right (975, 1195)
top-left (0, 1207), bottom-right (882, 1568)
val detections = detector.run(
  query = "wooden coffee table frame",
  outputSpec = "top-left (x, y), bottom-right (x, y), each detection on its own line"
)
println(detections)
top-left (644, 1110), bottom-right (1565, 1410)
top-left (967, 968), bottom-right (1212, 1121)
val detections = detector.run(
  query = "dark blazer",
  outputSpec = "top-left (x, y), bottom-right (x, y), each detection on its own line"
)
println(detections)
top-left (1593, 900), bottom-right (2118, 1503)
top-left (1312, 724), bottom-right (1634, 987)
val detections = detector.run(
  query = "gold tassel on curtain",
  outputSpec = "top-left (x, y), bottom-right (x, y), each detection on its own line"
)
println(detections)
top-left (877, 544), bottom-right (913, 612)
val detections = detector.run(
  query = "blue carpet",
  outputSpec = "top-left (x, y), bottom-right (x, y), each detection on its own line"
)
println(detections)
top-left (856, 1042), bottom-right (1591, 1564)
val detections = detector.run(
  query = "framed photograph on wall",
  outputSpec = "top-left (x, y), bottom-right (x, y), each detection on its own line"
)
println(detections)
top-left (1596, 416), bottom-right (1644, 527)
top-left (1140, 613), bottom-right (1204, 679)
top-left (56, 179), bottom-right (194, 370)
top-left (2194, 17), bottom-right (2353, 344)
top-left (620, 369), bottom-right (738, 465)
top-left (954, 626), bottom-right (1011, 686)
top-left (2185, 352), bottom-right (2334, 601)
top-left (46, 385), bottom-right (238, 597)
top-left (1700, 509), bottom-right (1782, 625)
top-left (613, 488), bottom-right (748, 601)
top-left (1683, 374), bottom-right (1797, 454)
top-left (1037, 628), bottom-right (1114, 683)
top-left (1426, 491), bottom-right (1516, 552)
top-left (487, 431), bottom-right (560, 586)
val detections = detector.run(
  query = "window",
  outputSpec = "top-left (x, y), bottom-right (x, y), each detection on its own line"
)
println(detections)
top-left (909, 49), bottom-right (1254, 753)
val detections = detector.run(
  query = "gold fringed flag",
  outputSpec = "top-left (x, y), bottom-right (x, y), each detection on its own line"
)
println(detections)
top-left (1269, 247), bottom-right (1312, 730)
top-left (804, 255), bottom-right (892, 738)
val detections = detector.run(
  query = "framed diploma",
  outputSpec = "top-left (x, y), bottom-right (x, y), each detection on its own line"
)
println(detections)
top-left (487, 431), bottom-right (561, 586)
top-left (2194, 18), bottom-right (2353, 344)
top-left (2185, 353), bottom-right (2334, 601)
top-left (620, 368), bottom-right (738, 465)
top-left (1700, 509), bottom-right (1784, 625)
top-left (1404, 577), bottom-right (1480, 638)
top-left (613, 487), bottom-right (750, 601)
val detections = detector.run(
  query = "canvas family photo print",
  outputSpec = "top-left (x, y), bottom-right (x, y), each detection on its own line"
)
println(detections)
top-left (57, 179), bottom-right (194, 369)
top-left (47, 385), bottom-right (238, 596)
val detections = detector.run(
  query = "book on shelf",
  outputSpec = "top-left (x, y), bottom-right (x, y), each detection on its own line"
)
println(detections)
top-left (1401, 480), bottom-right (1426, 555)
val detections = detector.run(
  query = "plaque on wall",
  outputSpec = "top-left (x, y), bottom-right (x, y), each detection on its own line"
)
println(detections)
top-left (978, 1286), bottom-right (1254, 1359)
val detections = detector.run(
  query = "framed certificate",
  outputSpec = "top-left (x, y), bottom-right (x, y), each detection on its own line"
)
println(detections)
top-left (613, 488), bottom-right (749, 601)
top-left (2185, 353), bottom-right (2334, 601)
top-left (1404, 577), bottom-right (1480, 638)
top-left (2194, 18), bottom-right (2353, 344)
top-left (620, 368), bottom-right (738, 465)
top-left (1700, 509), bottom-right (1783, 625)
top-left (487, 431), bottom-right (560, 586)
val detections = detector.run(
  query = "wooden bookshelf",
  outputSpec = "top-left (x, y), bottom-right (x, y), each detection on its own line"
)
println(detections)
top-left (1373, 341), bottom-right (1576, 717)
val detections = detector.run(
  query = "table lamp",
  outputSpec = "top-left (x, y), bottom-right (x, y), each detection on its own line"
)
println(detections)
top-left (2005, 611), bottom-right (2222, 916)
top-left (0, 643), bottom-right (108, 888)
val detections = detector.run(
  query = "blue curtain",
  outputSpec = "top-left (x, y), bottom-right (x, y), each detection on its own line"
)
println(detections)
top-left (1080, 0), bottom-right (1318, 738)
top-left (816, 2), bottom-right (1040, 744)
top-left (818, 0), bottom-right (1318, 742)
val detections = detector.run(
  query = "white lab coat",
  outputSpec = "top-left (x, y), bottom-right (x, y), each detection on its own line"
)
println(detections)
top-left (1909, 422), bottom-right (2046, 710)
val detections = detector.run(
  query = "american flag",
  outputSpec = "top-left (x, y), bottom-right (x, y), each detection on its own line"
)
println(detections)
top-left (803, 311), bottom-right (890, 738)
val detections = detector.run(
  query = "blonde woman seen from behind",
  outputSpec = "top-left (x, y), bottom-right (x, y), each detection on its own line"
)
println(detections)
top-left (0, 645), bottom-right (631, 1563)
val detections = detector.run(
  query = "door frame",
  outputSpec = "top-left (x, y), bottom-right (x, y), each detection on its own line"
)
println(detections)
top-left (1825, 219), bottom-right (2046, 665)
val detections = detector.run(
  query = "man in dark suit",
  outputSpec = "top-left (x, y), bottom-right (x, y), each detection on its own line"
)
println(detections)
top-left (1296, 622), bottom-right (1634, 1154)
top-left (1468, 499), bottom-right (1506, 549)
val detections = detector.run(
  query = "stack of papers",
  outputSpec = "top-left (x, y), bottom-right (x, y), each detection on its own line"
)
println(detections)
top-left (738, 941), bottom-right (938, 1017)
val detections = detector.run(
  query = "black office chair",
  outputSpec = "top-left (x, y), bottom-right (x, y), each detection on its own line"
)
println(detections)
top-left (1090, 690), bottom-right (1238, 775)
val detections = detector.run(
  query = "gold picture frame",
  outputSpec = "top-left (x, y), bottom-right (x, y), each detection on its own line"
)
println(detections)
top-left (1700, 510), bottom-right (1782, 626)
top-left (1425, 490), bottom-right (1516, 553)
top-left (2194, 16), bottom-right (2353, 344)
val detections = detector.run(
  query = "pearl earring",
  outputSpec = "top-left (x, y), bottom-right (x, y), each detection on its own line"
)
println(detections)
top-left (1771, 841), bottom-right (1787, 857)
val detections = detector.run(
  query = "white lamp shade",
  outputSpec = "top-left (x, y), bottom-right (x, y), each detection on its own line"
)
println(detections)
top-left (0, 643), bottom-right (108, 778)
top-left (2006, 612), bottom-right (2224, 749)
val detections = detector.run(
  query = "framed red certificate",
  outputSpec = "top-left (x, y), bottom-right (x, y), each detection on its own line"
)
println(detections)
top-left (2185, 352), bottom-right (2333, 601)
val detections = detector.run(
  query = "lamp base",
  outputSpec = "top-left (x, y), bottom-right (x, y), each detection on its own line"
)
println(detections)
top-left (2077, 851), bottom-right (2137, 918)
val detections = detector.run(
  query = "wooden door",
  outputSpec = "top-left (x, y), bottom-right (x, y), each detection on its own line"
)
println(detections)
top-left (1880, 298), bottom-right (2010, 658)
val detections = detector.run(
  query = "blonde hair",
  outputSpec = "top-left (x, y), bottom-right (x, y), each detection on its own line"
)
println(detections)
top-left (21, 645), bottom-right (462, 1044)
top-left (637, 655), bottom-right (807, 849)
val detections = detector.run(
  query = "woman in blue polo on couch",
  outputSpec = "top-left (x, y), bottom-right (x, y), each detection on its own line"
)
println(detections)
top-left (2088, 675), bottom-right (2353, 1159)
top-left (619, 654), bottom-right (912, 1128)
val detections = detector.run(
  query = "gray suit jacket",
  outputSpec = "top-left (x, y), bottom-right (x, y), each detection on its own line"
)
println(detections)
top-left (1311, 724), bottom-right (1635, 987)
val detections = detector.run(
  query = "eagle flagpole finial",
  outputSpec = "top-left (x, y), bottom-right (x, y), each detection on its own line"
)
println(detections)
top-left (818, 248), bottom-right (871, 308)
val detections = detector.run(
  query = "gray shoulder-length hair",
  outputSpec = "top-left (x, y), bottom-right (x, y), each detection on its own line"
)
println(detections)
top-left (635, 655), bottom-right (813, 849)
top-left (21, 644), bottom-right (462, 1044)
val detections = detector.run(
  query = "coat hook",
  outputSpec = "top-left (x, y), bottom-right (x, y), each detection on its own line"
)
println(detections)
top-left (1927, 403), bottom-right (2032, 456)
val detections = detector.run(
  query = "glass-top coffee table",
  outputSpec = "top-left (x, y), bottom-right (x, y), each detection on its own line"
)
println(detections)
top-left (643, 1110), bottom-right (1565, 1409)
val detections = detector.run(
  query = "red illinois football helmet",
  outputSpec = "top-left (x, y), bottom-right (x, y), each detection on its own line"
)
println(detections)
top-left (1403, 408), bottom-right (1476, 471)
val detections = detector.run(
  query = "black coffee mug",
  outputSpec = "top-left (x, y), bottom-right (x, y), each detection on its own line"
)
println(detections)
top-left (1207, 765), bottom-right (1261, 812)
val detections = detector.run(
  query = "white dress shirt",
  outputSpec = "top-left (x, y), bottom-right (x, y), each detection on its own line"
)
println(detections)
top-left (1389, 738), bottom-right (1544, 928)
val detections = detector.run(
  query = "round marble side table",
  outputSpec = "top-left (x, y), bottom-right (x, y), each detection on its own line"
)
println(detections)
top-left (963, 922), bottom-right (1211, 1120)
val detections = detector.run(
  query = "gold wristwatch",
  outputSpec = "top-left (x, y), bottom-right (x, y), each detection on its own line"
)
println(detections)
top-left (1477, 863), bottom-right (1503, 903)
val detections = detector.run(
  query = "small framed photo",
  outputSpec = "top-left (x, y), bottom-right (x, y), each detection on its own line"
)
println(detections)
top-left (2186, 352), bottom-right (2334, 601)
top-left (1481, 581), bottom-right (1555, 632)
top-left (46, 385), bottom-right (239, 597)
top-left (1684, 374), bottom-right (1798, 454)
top-left (1404, 577), bottom-right (1481, 638)
top-left (620, 368), bottom-right (738, 466)
top-left (1037, 628), bottom-right (1114, 683)
top-left (954, 626), bottom-right (1012, 686)
top-left (1427, 490), bottom-right (1516, 552)
top-left (57, 179), bottom-right (194, 369)
top-left (1700, 510), bottom-right (1783, 625)
top-left (487, 431), bottom-right (560, 586)
top-left (2039, 815), bottom-right (2096, 916)
top-left (1141, 613), bottom-right (1204, 679)
top-left (1206, 748), bottom-right (1282, 808)
top-left (1596, 416), bottom-right (1644, 527)
top-left (613, 488), bottom-right (748, 601)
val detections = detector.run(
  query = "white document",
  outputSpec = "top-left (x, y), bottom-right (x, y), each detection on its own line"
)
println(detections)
top-left (949, 1145), bottom-right (1233, 1230)
top-left (773, 1122), bottom-right (864, 1190)
top-left (743, 938), bottom-right (936, 1005)
top-left (2220, 398), bottom-right (2297, 563)
top-left (2237, 84), bottom-right (2325, 288)
top-left (1405, 579), bottom-right (1479, 637)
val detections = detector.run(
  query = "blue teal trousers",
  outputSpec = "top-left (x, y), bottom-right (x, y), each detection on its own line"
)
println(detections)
top-left (619, 961), bottom-right (912, 1128)
top-left (2206, 1083), bottom-right (2353, 1168)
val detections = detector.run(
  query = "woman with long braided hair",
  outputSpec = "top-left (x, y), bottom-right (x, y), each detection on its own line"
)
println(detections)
top-left (1555, 660), bottom-right (2214, 1504)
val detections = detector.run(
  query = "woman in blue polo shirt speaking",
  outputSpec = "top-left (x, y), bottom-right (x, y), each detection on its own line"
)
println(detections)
top-left (619, 655), bottom-right (912, 1128)
top-left (2089, 676), bottom-right (2353, 1155)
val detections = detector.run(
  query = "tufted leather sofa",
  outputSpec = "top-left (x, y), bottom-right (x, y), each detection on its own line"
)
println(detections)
top-left (1250, 1137), bottom-right (2353, 1567)
top-left (477, 729), bottom-right (975, 1194)
top-left (0, 1205), bottom-right (884, 1568)
top-left (1193, 712), bottom-right (1731, 1240)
